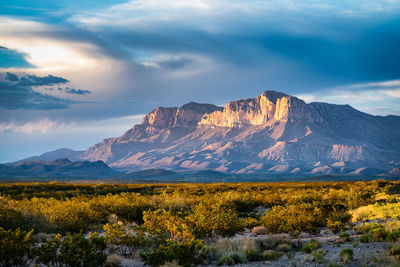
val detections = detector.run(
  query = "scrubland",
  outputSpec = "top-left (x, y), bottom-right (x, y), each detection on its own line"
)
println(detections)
top-left (0, 180), bottom-right (399, 266)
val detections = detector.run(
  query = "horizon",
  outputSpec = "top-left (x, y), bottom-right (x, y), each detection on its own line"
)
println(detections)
top-left (1, 0), bottom-right (400, 162)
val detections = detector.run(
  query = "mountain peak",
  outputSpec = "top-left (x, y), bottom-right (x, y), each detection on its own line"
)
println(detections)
top-left (80, 90), bottom-right (400, 175)
top-left (261, 90), bottom-right (288, 103)
top-left (199, 90), bottom-right (318, 127)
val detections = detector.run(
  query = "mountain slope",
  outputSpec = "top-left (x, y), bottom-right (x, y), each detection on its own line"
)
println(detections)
top-left (8, 148), bottom-right (84, 165)
top-left (0, 158), bottom-right (120, 178)
top-left (78, 91), bottom-right (400, 175)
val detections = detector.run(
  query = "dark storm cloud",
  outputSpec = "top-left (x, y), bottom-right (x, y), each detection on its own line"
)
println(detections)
top-left (158, 57), bottom-right (192, 70)
top-left (65, 87), bottom-right (91, 95)
top-left (0, 81), bottom-right (71, 109)
top-left (5, 72), bottom-right (19, 81)
top-left (0, 72), bottom-right (90, 110)
top-left (18, 74), bottom-right (69, 86)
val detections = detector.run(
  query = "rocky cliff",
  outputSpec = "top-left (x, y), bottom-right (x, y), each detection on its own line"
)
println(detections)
top-left (78, 91), bottom-right (400, 176)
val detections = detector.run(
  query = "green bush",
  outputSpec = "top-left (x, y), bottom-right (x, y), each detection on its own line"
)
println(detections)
top-left (104, 222), bottom-right (150, 257)
top-left (0, 227), bottom-right (35, 267)
top-left (216, 255), bottom-right (235, 266)
top-left (35, 231), bottom-right (107, 267)
top-left (387, 230), bottom-right (400, 242)
top-left (311, 251), bottom-right (324, 263)
top-left (337, 232), bottom-right (351, 242)
top-left (340, 248), bottom-right (354, 263)
top-left (245, 248), bottom-right (261, 261)
top-left (371, 227), bottom-right (388, 241)
top-left (230, 252), bottom-right (247, 264)
top-left (327, 211), bottom-right (351, 233)
top-left (301, 239), bottom-right (322, 254)
top-left (0, 207), bottom-right (26, 230)
top-left (262, 203), bottom-right (325, 234)
top-left (360, 234), bottom-right (371, 243)
top-left (388, 240), bottom-right (400, 257)
top-left (140, 239), bottom-right (207, 267)
top-left (262, 250), bottom-right (283, 261)
top-left (187, 201), bottom-right (243, 238)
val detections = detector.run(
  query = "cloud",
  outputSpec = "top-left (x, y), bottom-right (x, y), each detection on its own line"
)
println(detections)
top-left (157, 57), bottom-right (192, 70)
top-left (0, 118), bottom-right (70, 134)
top-left (16, 74), bottom-right (69, 86)
top-left (381, 89), bottom-right (400, 98)
top-left (295, 79), bottom-right (400, 115)
top-left (5, 72), bottom-right (19, 81)
top-left (0, 72), bottom-right (90, 110)
top-left (0, 114), bottom-right (143, 134)
top-left (65, 87), bottom-right (91, 95)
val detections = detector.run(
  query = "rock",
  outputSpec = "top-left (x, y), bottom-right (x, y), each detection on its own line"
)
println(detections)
top-left (71, 90), bottom-right (400, 174)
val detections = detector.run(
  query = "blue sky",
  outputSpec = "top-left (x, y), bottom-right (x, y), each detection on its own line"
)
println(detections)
top-left (1, 0), bottom-right (400, 162)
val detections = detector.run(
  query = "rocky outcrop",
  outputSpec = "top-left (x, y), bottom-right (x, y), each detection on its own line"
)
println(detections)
top-left (75, 91), bottom-right (400, 176)
top-left (199, 91), bottom-right (323, 127)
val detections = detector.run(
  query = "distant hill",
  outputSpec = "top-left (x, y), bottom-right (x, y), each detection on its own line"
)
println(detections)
top-left (8, 148), bottom-right (84, 165)
top-left (117, 169), bottom-right (182, 179)
top-left (0, 158), bottom-right (119, 178)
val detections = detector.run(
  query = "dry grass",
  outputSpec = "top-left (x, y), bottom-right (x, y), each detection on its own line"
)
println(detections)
top-left (106, 254), bottom-right (124, 267)
top-left (251, 226), bottom-right (266, 235)
top-left (351, 202), bottom-right (400, 222)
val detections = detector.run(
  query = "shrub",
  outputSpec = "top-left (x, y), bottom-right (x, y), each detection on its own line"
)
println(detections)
top-left (242, 217), bottom-right (260, 229)
top-left (261, 203), bottom-right (324, 234)
top-left (360, 234), bottom-right (371, 243)
top-left (339, 232), bottom-right (351, 240)
top-left (106, 254), bottom-right (124, 267)
top-left (387, 231), bottom-right (400, 242)
top-left (262, 250), bottom-right (283, 261)
top-left (33, 232), bottom-right (56, 242)
top-left (327, 211), bottom-right (351, 233)
top-left (35, 231), bottom-right (107, 267)
top-left (251, 226), bottom-right (266, 235)
top-left (311, 251), bottom-right (324, 263)
top-left (340, 248), bottom-right (354, 263)
top-left (140, 239), bottom-right (207, 267)
top-left (216, 256), bottom-right (235, 266)
top-left (301, 239), bottom-right (322, 254)
top-left (230, 252), bottom-right (247, 264)
top-left (208, 237), bottom-right (256, 263)
top-left (0, 207), bottom-right (26, 230)
top-left (187, 201), bottom-right (243, 238)
top-left (371, 227), bottom-right (389, 241)
top-left (387, 240), bottom-right (400, 258)
top-left (277, 243), bottom-right (291, 252)
top-left (245, 248), bottom-right (261, 261)
top-left (337, 232), bottom-right (351, 243)
top-left (0, 227), bottom-right (35, 267)
top-left (104, 222), bottom-right (149, 257)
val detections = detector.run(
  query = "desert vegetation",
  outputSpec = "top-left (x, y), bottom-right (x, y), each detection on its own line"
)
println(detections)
top-left (0, 180), bottom-right (399, 266)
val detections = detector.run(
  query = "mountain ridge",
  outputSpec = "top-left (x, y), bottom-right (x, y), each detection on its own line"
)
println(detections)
top-left (10, 90), bottom-right (400, 177)
top-left (79, 90), bottom-right (400, 175)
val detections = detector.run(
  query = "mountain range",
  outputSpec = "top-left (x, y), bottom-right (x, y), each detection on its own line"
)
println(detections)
top-left (7, 91), bottom-right (400, 179)
top-left (0, 158), bottom-right (119, 178)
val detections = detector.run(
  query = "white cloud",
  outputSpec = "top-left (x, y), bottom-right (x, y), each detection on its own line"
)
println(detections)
top-left (0, 118), bottom-right (70, 134)
top-left (0, 114), bottom-right (145, 134)
top-left (381, 89), bottom-right (400, 98)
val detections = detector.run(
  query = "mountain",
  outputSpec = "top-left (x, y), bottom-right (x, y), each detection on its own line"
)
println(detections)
top-left (8, 148), bottom-right (84, 165)
top-left (116, 169), bottom-right (182, 180)
top-left (75, 90), bottom-right (400, 176)
top-left (0, 158), bottom-right (120, 178)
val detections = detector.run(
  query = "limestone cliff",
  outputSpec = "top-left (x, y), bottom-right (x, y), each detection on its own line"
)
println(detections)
top-left (80, 91), bottom-right (400, 176)
top-left (199, 91), bottom-right (322, 127)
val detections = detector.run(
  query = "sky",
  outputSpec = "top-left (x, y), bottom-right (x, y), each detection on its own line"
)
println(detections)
top-left (1, 0), bottom-right (400, 162)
